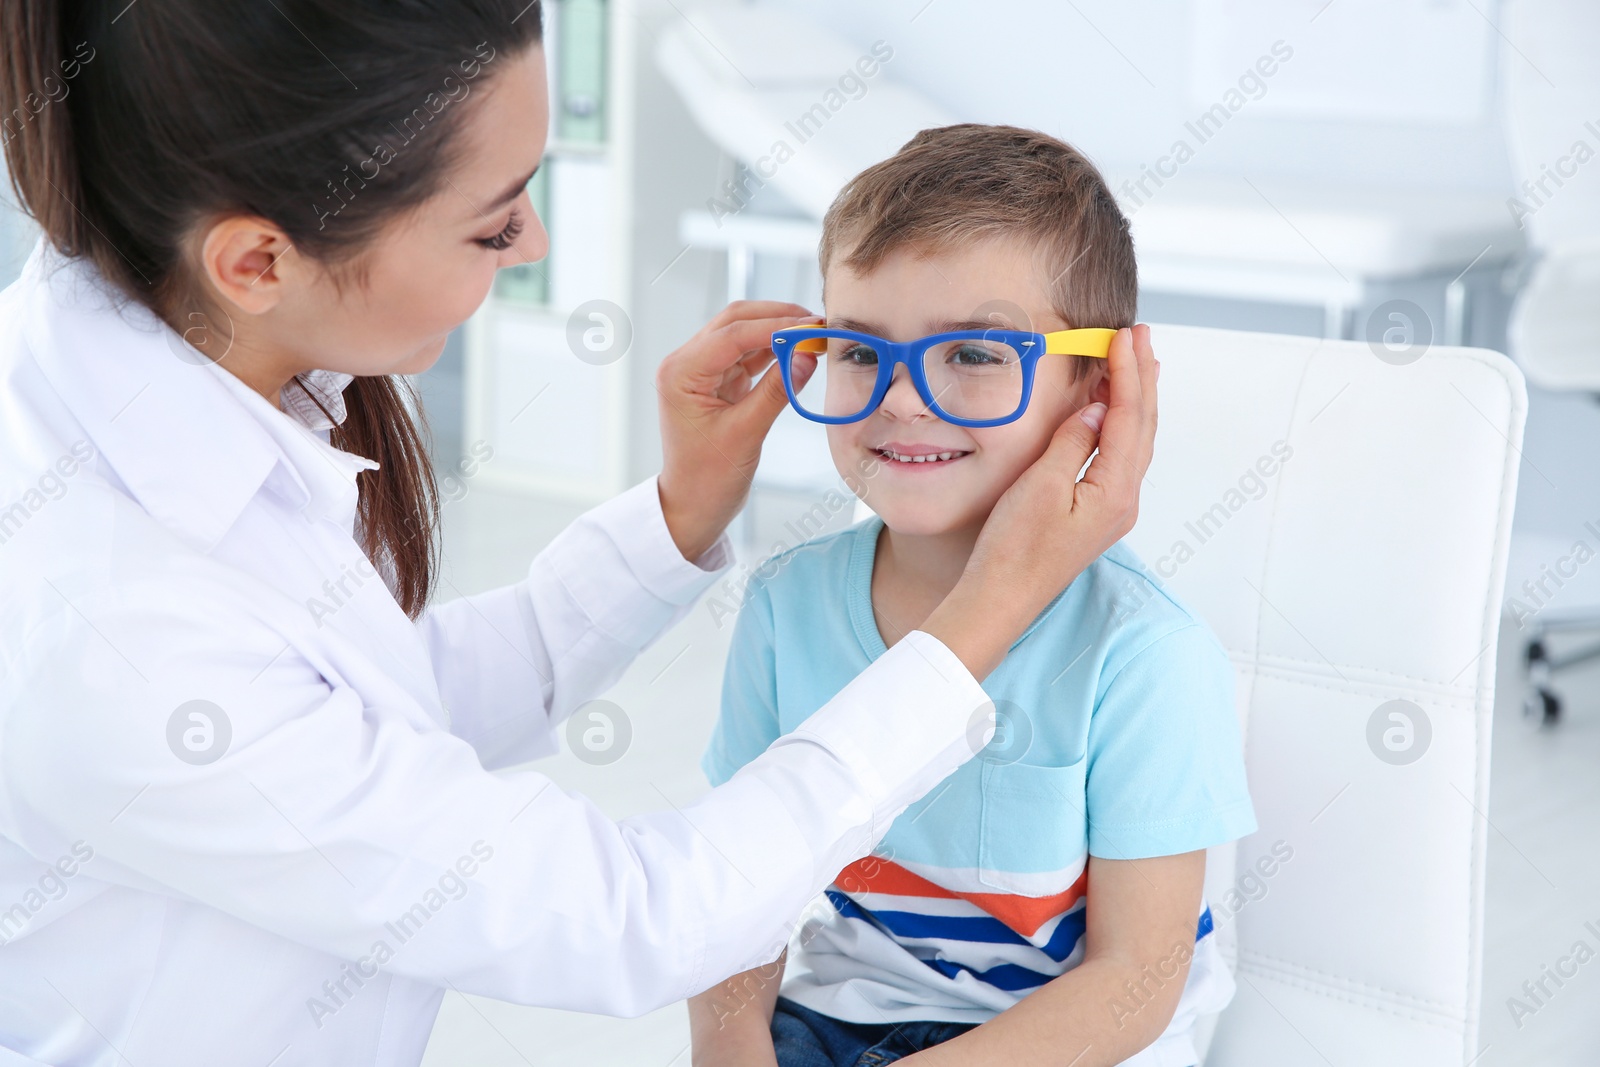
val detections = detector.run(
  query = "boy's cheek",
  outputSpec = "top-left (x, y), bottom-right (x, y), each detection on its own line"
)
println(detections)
top-left (970, 408), bottom-right (1057, 475)
top-left (826, 427), bottom-right (864, 478)
top-left (967, 449), bottom-right (1039, 516)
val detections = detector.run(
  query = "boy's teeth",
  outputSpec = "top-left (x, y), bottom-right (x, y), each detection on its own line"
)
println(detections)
top-left (883, 449), bottom-right (962, 463)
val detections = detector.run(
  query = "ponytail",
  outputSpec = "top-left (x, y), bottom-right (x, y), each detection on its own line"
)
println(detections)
top-left (0, 2), bottom-right (96, 260)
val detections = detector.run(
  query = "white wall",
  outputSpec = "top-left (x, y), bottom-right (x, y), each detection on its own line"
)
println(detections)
top-left (735, 0), bottom-right (1600, 605)
top-left (0, 185), bottom-right (40, 291)
top-left (755, 0), bottom-right (1512, 196)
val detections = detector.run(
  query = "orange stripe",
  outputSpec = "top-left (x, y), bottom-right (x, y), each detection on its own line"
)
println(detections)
top-left (835, 857), bottom-right (1088, 939)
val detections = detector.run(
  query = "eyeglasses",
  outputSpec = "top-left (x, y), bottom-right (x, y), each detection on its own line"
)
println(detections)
top-left (771, 324), bottom-right (1116, 427)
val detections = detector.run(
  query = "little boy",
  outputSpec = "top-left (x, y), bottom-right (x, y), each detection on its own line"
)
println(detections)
top-left (690, 124), bottom-right (1256, 1067)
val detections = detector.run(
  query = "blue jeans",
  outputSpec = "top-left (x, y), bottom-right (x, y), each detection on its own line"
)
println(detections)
top-left (770, 996), bottom-right (1198, 1067)
top-left (770, 997), bottom-right (978, 1067)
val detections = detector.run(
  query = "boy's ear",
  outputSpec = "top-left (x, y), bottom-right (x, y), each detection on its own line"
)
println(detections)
top-left (1088, 366), bottom-right (1112, 407)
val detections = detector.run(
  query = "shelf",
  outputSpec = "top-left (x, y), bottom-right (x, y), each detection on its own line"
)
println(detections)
top-left (463, 0), bottom-right (631, 503)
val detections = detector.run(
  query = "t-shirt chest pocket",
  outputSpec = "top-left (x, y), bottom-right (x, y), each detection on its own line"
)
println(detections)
top-left (977, 757), bottom-right (1088, 893)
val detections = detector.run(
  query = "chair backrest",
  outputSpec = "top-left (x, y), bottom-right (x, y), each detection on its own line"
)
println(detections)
top-left (1502, 0), bottom-right (1600, 251)
top-left (1506, 239), bottom-right (1600, 392)
top-left (1500, 0), bottom-right (1600, 392)
top-left (1121, 324), bottom-right (1526, 1065)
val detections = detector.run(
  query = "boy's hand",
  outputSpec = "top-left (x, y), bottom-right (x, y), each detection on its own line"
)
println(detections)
top-left (923, 325), bottom-right (1159, 680)
top-left (896, 850), bottom-right (1204, 1067)
top-left (656, 301), bottom-right (821, 562)
top-left (688, 953), bottom-right (787, 1067)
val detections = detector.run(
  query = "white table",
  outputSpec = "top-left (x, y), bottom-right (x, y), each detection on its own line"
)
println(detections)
top-left (1125, 173), bottom-right (1520, 342)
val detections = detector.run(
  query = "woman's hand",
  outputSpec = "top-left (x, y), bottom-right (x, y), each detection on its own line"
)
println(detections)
top-left (655, 301), bottom-right (820, 561)
top-left (922, 324), bottom-right (1160, 680)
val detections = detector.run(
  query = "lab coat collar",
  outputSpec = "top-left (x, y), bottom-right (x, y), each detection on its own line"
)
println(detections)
top-left (16, 237), bottom-right (379, 552)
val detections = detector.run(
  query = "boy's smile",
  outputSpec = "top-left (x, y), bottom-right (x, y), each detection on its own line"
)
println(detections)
top-left (871, 443), bottom-right (973, 466)
top-left (824, 236), bottom-right (1109, 541)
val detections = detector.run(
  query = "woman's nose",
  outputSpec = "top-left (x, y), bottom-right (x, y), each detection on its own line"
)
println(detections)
top-left (876, 364), bottom-right (932, 421)
top-left (504, 191), bottom-right (550, 267)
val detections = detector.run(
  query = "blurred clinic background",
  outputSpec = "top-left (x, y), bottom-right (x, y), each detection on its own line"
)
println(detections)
top-left (4, 0), bottom-right (1597, 1063)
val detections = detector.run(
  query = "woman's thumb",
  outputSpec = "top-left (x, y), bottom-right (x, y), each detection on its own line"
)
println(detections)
top-left (736, 359), bottom-right (795, 434)
top-left (1078, 402), bottom-right (1107, 433)
top-left (1044, 401), bottom-right (1107, 470)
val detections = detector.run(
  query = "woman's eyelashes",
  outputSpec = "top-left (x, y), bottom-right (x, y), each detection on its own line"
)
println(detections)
top-left (477, 210), bottom-right (525, 251)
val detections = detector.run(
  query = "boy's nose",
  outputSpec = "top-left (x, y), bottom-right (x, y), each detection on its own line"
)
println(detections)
top-left (876, 365), bottom-right (933, 421)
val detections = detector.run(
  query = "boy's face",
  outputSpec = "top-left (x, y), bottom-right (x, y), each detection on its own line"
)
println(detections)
top-left (823, 237), bottom-right (1110, 538)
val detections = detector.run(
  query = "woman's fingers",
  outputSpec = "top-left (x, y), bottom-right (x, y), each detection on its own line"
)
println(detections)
top-left (705, 300), bottom-right (815, 332)
top-left (972, 324), bottom-right (1161, 587)
top-left (1032, 399), bottom-right (1108, 497)
top-left (1076, 325), bottom-right (1158, 512)
top-left (716, 349), bottom-right (779, 404)
top-left (740, 357), bottom-right (795, 432)
top-left (663, 313), bottom-right (819, 397)
top-left (654, 303), bottom-right (820, 561)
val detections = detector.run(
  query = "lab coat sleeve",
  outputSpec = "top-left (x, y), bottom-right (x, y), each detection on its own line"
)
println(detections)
top-left (1, 560), bottom-right (993, 1016)
top-left (417, 474), bottom-right (735, 769)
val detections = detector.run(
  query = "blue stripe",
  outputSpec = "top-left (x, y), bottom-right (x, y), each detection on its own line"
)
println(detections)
top-left (827, 891), bottom-right (1025, 946)
top-left (1039, 905), bottom-right (1086, 961)
top-left (920, 956), bottom-right (1057, 992)
top-left (821, 894), bottom-right (1215, 988)
top-left (825, 890), bottom-right (1086, 964)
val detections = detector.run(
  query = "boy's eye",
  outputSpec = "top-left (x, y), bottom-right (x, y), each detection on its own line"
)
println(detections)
top-left (948, 343), bottom-right (1013, 367)
top-left (834, 343), bottom-right (879, 367)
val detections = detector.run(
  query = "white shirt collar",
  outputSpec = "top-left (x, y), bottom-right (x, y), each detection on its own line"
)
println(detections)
top-left (16, 237), bottom-right (379, 552)
top-left (282, 366), bottom-right (356, 432)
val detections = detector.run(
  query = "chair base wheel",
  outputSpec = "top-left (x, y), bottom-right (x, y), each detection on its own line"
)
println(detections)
top-left (1522, 688), bottom-right (1560, 725)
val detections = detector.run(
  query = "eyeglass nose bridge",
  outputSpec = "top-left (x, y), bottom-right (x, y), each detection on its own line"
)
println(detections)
top-left (875, 358), bottom-right (943, 421)
top-left (773, 329), bottom-right (932, 424)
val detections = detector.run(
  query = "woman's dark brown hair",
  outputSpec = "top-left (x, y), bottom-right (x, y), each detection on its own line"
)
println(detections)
top-left (0, 0), bottom-right (544, 616)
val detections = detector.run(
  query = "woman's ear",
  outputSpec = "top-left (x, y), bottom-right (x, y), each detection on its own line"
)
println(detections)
top-left (199, 216), bottom-right (296, 316)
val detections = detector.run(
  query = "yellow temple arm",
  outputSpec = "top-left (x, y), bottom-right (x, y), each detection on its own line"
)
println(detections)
top-left (787, 325), bottom-right (1118, 357)
top-left (1042, 328), bottom-right (1116, 358)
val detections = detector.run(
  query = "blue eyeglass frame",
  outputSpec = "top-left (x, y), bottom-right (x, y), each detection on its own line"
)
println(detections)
top-left (770, 324), bottom-right (1115, 428)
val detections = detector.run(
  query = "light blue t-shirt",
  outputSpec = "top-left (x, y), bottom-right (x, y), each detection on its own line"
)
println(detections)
top-left (703, 516), bottom-right (1257, 1037)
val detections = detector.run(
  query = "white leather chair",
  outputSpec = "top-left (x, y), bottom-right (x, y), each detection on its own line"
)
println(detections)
top-left (1121, 323), bottom-right (1526, 1065)
top-left (1501, 0), bottom-right (1600, 723)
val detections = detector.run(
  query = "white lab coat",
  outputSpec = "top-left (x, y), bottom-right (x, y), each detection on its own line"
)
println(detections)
top-left (0, 239), bottom-right (991, 1066)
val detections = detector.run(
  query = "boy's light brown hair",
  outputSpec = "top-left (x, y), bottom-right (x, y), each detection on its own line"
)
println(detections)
top-left (819, 123), bottom-right (1137, 383)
